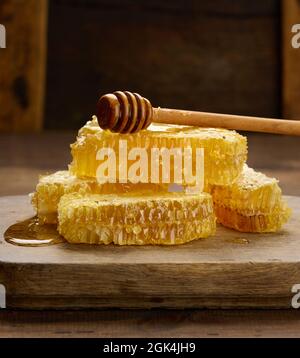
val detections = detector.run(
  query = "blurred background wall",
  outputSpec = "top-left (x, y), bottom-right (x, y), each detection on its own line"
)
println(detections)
top-left (0, 0), bottom-right (300, 132)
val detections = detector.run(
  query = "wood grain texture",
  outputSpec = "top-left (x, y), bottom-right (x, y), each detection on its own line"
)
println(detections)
top-left (0, 0), bottom-right (48, 132)
top-left (1, 309), bottom-right (300, 338)
top-left (0, 195), bottom-right (299, 309)
top-left (282, 0), bottom-right (300, 119)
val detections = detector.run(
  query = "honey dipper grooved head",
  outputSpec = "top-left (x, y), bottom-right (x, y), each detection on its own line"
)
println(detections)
top-left (97, 91), bottom-right (153, 133)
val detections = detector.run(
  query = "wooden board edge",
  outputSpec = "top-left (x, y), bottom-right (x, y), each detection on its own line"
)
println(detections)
top-left (1, 261), bottom-right (300, 310)
top-left (6, 295), bottom-right (295, 310)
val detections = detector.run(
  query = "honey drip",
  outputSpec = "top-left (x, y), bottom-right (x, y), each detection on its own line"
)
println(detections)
top-left (4, 217), bottom-right (65, 247)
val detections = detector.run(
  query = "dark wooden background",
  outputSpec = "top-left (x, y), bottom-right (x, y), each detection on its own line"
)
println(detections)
top-left (0, 0), bottom-right (47, 132)
top-left (1, 0), bottom-right (300, 132)
top-left (45, 0), bottom-right (281, 129)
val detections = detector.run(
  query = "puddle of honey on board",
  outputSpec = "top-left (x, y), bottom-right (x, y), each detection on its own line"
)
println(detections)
top-left (4, 217), bottom-right (65, 247)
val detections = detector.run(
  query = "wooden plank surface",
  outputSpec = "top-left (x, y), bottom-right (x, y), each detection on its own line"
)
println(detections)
top-left (0, 0), bottom-right (48, 132)
top-left (1, 309), bottom-right (300, 338)
top-left (282, 0), bottom-right (300, 119)
top-left (0, 195), bottom-right (299, 309)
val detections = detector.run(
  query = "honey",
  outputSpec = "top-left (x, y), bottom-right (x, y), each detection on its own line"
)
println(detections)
top-left (4, 217), bottom-right (64, 247)
top-left (57, 192), bottom-right (216, 245)
top-left (70, 118), bottom-right (248, 188)
top-left (210, 165), bottom-right (291, 233)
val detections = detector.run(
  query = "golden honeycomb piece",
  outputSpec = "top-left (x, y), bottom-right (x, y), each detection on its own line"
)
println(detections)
top-left (57, 192), bottom-right (216, 245)
top-left (69, 116), bottom-right (247, 189)
top-left (210, 165), bottom-right (291, 232)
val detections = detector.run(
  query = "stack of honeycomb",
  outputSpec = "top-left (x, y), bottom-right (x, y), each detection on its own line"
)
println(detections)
top-left (32, 116), bottom-right (290, 245)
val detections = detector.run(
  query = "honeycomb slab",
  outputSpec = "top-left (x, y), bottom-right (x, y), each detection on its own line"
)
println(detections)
top-left (58, 192), bottom-right (216, 245)
top-left (70, 116), bottom-right (248, 189)
top-left (210, 165), bottom-right (291, 232)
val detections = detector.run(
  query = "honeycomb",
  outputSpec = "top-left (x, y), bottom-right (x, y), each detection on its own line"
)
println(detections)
top-left (31, 118), bottom-right (291, 241)
top-left (57, 192), bottom-right (216, 245)
top-left (210, 165), bottom-right (291, 232)
top-left (31, 170), bottom-right (166, 224)
top-left (70, 116), bottom-right (248, 189)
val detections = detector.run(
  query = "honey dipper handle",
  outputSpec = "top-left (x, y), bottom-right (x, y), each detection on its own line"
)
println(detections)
top-left (153, 108), bottom-right (300, 136)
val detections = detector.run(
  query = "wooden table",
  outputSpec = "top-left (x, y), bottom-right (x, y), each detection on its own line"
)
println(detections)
top-left (0, 131), bottom-right (300, 338)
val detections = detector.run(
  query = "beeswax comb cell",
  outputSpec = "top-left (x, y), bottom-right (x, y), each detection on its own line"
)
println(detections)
top-left (31, 171), bottom-right (166, 224)
top-left (58, 192), bottom-right (216, 245)
top-left (69, 117), bottom-right (248, 188)
top-left (210, 165), bottom-right (291, 233)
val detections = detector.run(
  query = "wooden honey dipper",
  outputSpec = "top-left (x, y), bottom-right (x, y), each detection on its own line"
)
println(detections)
top-left (97, 91), bottom-right (300, 136)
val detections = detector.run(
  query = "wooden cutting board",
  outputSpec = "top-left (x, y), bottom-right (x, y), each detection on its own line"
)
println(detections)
top-left (0, 195), bottom-right (299, 309)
